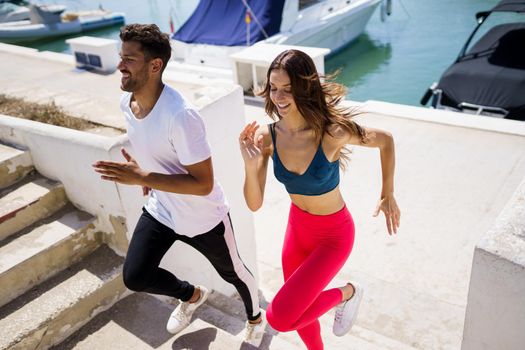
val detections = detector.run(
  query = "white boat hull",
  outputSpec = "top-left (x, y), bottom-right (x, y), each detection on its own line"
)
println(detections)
top-left (0, 12), bottom-right (125, 43)
top-left (270, 0), bottom-right (381, 53)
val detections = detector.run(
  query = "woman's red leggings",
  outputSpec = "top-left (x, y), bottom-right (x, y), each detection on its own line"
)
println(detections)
top-left (266, 203), bottom-right (355, 350)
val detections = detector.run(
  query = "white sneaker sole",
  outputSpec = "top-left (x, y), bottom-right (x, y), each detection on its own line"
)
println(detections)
top-left (166, 286), bottom-right (211, 334)
top-left (333, 283), bottom-right (364, 336)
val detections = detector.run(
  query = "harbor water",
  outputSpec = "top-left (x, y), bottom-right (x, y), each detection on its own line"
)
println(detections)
top-left (24, 0), bottom-right (499, 106)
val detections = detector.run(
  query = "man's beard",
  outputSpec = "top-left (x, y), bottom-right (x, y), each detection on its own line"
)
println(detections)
top-left (121, 69), bottom-right (149, 92)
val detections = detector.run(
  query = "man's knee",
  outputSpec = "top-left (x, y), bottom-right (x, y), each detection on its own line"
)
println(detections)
top-left (218, 269), bottom-right (238, 284)
top-left (217, 264), bottom-right (251, 286)
top-left (122, 263), bottom-right (149, 292)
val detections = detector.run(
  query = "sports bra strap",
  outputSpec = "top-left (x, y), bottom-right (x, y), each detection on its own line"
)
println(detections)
top-left (269, 123), bottom-right (277, 147)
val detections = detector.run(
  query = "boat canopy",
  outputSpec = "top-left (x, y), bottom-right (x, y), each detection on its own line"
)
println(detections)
top-left (437, 23), bottom-right (525, 120)
top-left (173, 0), bottom-right (285, 46)
top-left (492, 0), bottom-right (525, 13)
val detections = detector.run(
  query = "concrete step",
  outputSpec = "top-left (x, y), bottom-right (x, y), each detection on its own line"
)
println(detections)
top-left (257, 284), bottom-right (420, 350)
top-left (0, 143), bottom-right (34, 189)
top-left (0, 245), bottom-right (126, 350)
top-left (193, 287), bottom-right (399, 350)
top-left (0, 175), bottom-right (67, 241)
top-left (51, 275), bottom-right (418, 350)
top-left (322, 271), bottom-right (463, 350)
top-left (194, 296), bottom-right (302, 350)
top-left (56, 282), bottom-right (412, 349)
top-left (0, 205), bottom-right (102, 308)
top-left (257, 256), bottom-right (464, 350)
top-left (51, 292), bottom-right (302, 350)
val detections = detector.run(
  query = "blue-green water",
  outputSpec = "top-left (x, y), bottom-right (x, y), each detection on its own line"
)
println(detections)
top-left (22, 0), bottom-right (499, 106)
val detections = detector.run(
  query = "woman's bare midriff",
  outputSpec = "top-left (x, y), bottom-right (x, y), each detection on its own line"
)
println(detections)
top-left (289, 186), bottom-right (345, 215)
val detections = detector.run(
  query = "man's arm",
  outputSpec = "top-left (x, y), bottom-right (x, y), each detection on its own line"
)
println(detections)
top-left (141, 157), bottom-right (214, 195)
top-left (93, 148), bottom-right (214, 196)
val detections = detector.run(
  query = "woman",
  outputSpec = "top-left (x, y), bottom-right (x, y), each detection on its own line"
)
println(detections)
top-left (239, 49), bottom-right (400, 349)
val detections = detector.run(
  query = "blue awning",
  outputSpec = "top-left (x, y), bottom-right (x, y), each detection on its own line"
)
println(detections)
top-left (173, 0), bottom-right (285, 46)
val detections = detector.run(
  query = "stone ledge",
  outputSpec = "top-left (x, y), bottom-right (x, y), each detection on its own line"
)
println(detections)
top-left (462, 176), bottom-right (525, 350)
top-left (477, 177), bottom-right (525, 265)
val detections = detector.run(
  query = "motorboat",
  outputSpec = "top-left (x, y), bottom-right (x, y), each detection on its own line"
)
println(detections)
top-left (420, 0), bottom-right (525, 121)
top-left (0, 0), bottom-right (30, 23)
top-left (171, 0), bottom-right (391, 69)
top-left (0, 4), bottom-right (125, 43)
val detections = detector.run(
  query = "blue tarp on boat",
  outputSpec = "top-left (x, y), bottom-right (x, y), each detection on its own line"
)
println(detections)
top-left (173, 0), bottom-right (285, 46)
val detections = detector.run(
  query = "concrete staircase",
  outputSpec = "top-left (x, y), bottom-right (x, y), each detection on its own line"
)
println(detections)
top-left (0, 143), bottom-right (126, 350)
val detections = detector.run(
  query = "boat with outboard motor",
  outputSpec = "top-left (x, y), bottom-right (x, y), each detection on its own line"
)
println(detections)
top-left (0, 3), bottom-right (125, 43)
top-left (420, 0), bottom-right (525, 121)
top-left (171, 0), bottom-right (391, 69)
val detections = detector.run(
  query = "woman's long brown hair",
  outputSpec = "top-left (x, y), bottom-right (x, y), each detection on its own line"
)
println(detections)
top-left (258, 49), bottom-right (366, 168)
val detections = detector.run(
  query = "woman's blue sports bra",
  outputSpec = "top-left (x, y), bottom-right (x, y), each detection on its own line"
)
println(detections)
top-left (269, 123), bottom-right (340, 196)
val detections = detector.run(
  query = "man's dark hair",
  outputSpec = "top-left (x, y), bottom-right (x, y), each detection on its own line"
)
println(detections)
top-left (120, 23), bottom-right (172, 73)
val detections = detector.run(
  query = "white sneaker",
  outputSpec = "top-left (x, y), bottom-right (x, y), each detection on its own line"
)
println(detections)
top-left (166, 285), bottom-right (211, 334)
top-left (242, 311), bottom-right (267, 347)
top-left (333, 282), bottom-right (364, 336)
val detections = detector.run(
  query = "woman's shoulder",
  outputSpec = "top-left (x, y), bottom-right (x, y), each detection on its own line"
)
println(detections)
top-left (256, 122), bottom-right (275, 154)
top-left (255, 122), bottom-right (278, 136)
top-left (325, 123), bottom-right (351, 146)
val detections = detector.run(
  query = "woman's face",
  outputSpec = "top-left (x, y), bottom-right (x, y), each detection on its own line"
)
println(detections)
top-left (269, 69), bottom-right (299, 118)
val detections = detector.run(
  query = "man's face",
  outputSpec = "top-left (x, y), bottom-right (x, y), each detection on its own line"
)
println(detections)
top-left (117, 41), bottom-right (150, 92)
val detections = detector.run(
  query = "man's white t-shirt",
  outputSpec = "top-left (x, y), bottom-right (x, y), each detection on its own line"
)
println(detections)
top-left (121, 85), bottom-right (229, 237)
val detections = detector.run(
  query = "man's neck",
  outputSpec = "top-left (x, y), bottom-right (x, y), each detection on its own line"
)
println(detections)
top-left (131, 81), bottom-right (165, 119)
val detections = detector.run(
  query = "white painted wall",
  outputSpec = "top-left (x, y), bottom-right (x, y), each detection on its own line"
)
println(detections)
top-left (462, 178), bottom-right (525, 350)
top-left (0, 84), bottom-right (258, 297)
top-left (0, 115), bottom-right (127, 228)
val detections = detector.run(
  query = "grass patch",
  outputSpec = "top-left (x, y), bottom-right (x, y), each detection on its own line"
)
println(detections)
top-left (0, 94), bottom-right (100, 130)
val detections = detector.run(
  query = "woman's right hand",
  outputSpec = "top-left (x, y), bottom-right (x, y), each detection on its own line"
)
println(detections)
top-left (239, 121), bottom-right (264, 169)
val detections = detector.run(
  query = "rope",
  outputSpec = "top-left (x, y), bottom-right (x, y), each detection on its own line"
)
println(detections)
top-left (240, 0), bottom-right (269, 40)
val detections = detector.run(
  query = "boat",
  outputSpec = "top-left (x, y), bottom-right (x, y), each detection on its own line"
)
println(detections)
top-left (0, 4), bottom-right (125, 43)
top-left (171, 0), bottom-right (390, 69)
top-left (0, 0), bottom-right (30, 23)
top-left (420, 0), bottom-right (525, 121)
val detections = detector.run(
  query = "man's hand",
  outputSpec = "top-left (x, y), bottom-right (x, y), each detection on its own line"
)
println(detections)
top-left (93, 148), bottom-right (148, 186)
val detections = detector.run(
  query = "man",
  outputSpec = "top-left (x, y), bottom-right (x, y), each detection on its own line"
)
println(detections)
top-left (93, 23), bottom-right (265, 346)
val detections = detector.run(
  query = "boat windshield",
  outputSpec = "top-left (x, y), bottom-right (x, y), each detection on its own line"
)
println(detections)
top-left (299, 0), bottom-right (323, 10)
top-left (0, 3), bottom-right (21, 16)
top-left (464, 12), bottom-right (525, 57)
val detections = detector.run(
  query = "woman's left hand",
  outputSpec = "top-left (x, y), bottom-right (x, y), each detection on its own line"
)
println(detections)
top-left (373, 195), bottom-right (400, 235)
